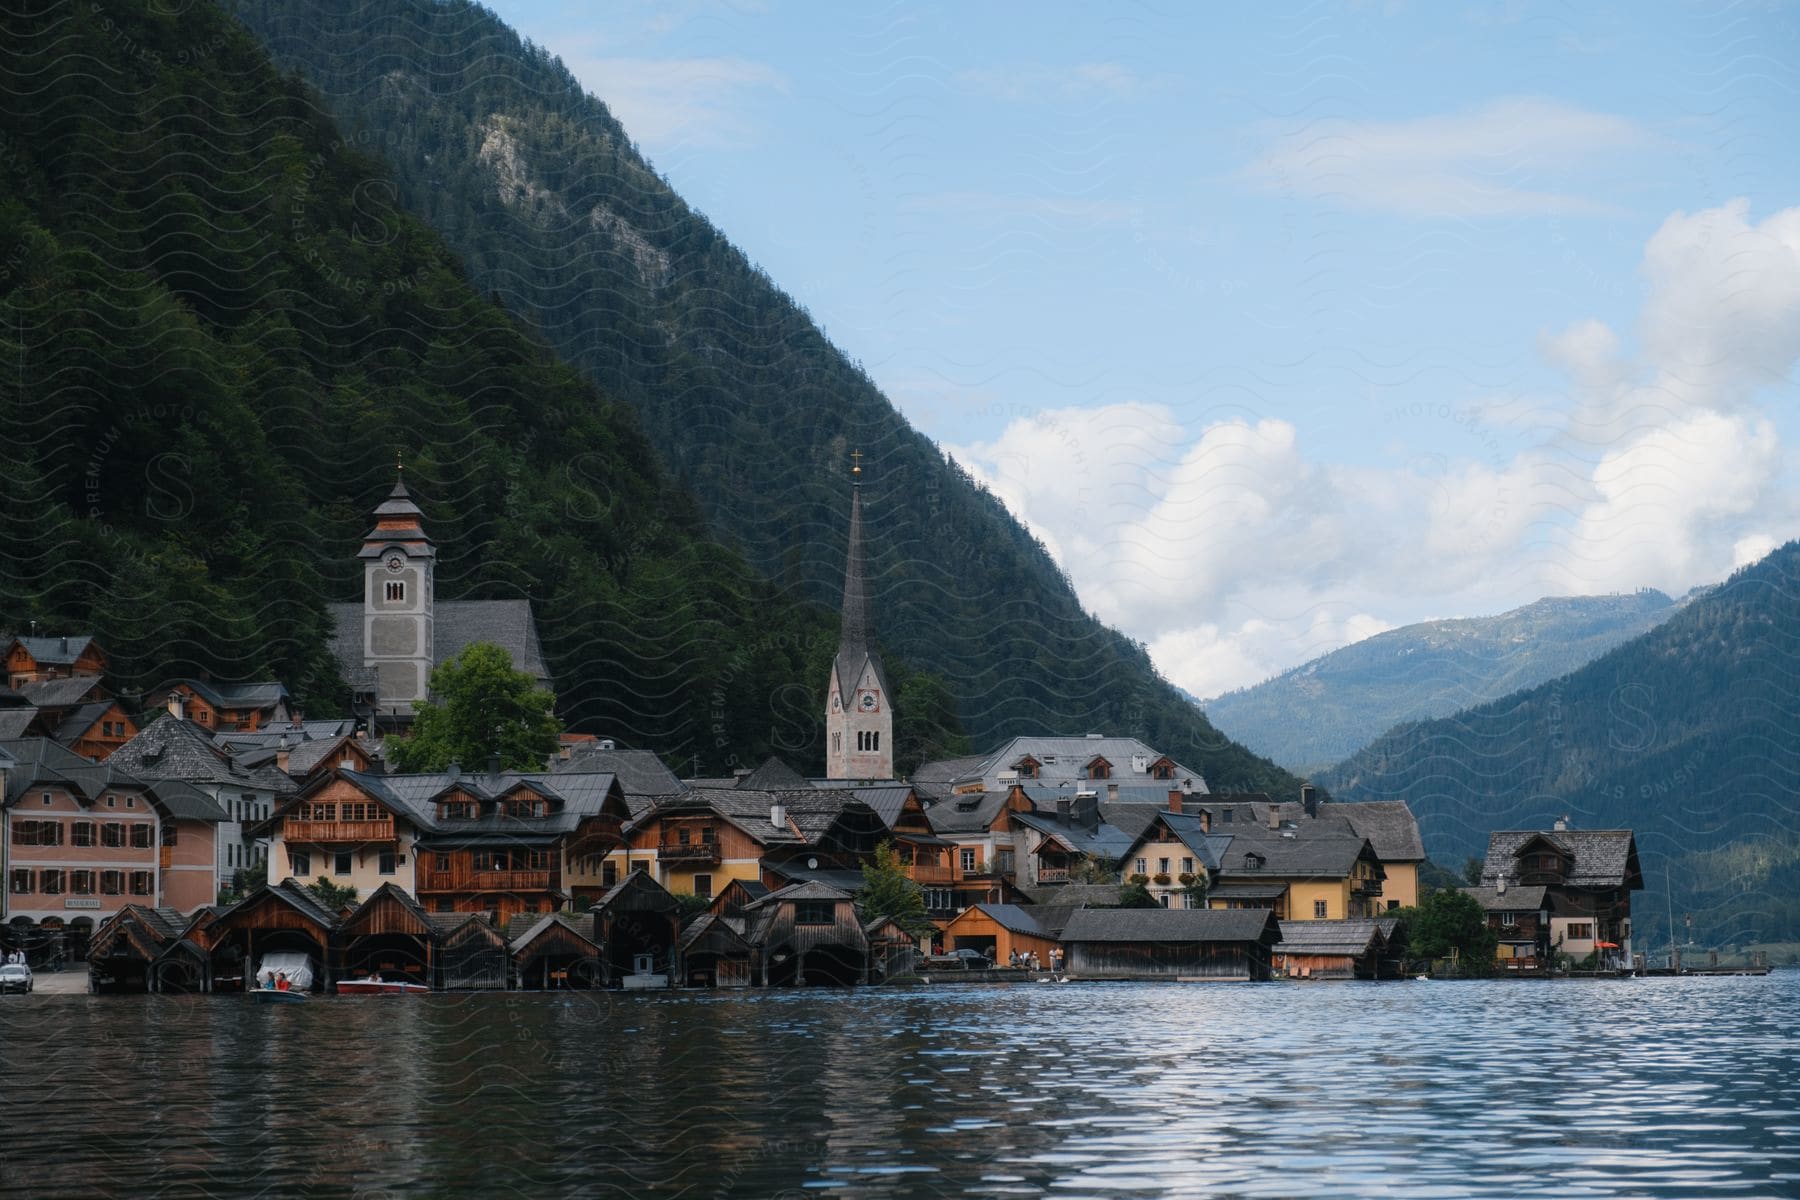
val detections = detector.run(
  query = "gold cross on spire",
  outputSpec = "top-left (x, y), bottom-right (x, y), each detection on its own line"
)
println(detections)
top-left (851, 448), bottom-right (863, 476)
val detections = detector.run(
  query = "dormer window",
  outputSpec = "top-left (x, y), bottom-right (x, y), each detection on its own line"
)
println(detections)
top-left (1244, 852), bottom-right (1265, 870)
top-left (1149, 757), bottom-right (1176, 780)
top-left (1013, 756), bottom-right (1040, 780)
top-left (1085, 757), bottom-right (1112, 780)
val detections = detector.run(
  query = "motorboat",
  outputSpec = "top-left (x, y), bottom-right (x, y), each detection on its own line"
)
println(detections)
top-left (253, 988), bottom-right (308, 1003)
top-left (337, 977), bottom-right (429, 996)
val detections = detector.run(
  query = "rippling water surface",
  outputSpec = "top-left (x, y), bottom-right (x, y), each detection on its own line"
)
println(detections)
top-left (2, 974), bottom-right (1797, 1197)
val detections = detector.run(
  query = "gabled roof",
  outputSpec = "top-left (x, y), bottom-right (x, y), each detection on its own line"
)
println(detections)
top-left (907, 753), bottom-right (987, 801)
top-left (507, 912), bottom-right (600, 956)
top-left (52, 702), bottom-right (116, 743)
top-left (18, 676), bottom-right (108, 709)
top-left (1117, 811), bottom-right (1230, 872)
top-left (342, 882), bottom-right (436, 937)
top-left (1060, 907), bottom-right (1276, 944)
top-left (145, 779), bottom-right (229, 823)
top-left (838, 784), bottom-right (918, 830)
top-left (1011, 810), bottom-right (1136, 859)
top-left (282, 736), bottom-right (362, 778)
top-left (737, 756), bottom-right (808, 790)
top-left (6, 634), bottom-right (96, 666)
top-left (0, 710), bottom-right (35, 739)
top-left (158, 678), bottom-right (290, 711)
top-left (746, 879), bottom-right (855, 908)
top-left (426, 911), bottom-right (505, 941)
top-left (108, 717), bottom-right (292, 792)
top-left (551, 746), bottom-right (685, 797)
top-left (215, 879), bottom-right (340, 930)
top-left (1017, 881), bottom-right (1126, 908)
top-left (1249, 799), bottom-right (1425, 863)
top-left (964, 903), bottom-right (1048, 937)
top-left (0, 737), bottom-right (151, 807)
top-left (327, 599), bottom-right (551, 684)
top-left (1482, 829), bottom-right (1642, 890)
top-left (925, 789), bottom-right (1014, 834)
top-left (1272, 918), bottom-right (1391, 956)
top-left (676, 912), bottom-right (753, 954)
top-left (643, 786), bottom-right (879, 849)
top-left (592, 869), bottom-right (680, 916)
top-left (341, 768), bottom-right (628, 842)
top-left (1213, 830), bottom-right (1378, 880)
top-left (919, 736), bottom-right (1208, 794)
top-left (1461, 884), bottom-right (1549, 913)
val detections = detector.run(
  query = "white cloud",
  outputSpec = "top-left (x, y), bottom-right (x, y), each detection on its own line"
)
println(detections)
top-left (558, 54), bottom-right (787, 148)
top-left (948, 200), bottom-right (1800, 699)
top-left (1244, 96), bottom-right (1654, 217)
top-left (958, 61), bottom-right (1154, 102)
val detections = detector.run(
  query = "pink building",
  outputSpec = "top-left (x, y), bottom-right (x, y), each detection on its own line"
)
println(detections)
top-left (1, 738), bottom-right (224, 959)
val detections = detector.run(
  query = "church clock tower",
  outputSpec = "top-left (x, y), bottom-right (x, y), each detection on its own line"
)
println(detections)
top-left (825, 452), bottom-right (894, 780)
top-left (360, 467), bottom-right (436, 717)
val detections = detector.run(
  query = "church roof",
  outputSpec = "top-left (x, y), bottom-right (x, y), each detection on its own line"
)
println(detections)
top-left (326, 599), bottom-right (551, 686)
top-left (358, 476), bottom-right (433, 550)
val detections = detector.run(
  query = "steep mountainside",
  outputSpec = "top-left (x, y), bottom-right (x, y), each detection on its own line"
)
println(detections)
top-left (1205, 591), bottom-right (1679, 772)
top-left (1320, 544), bottom-right (1800, 944)
top-left (224, 0), bottom-right (1303, 797)
top-left (0, 0), bottom-right (943, 771)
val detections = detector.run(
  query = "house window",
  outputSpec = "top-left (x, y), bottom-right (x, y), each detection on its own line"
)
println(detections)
top-left (1567, 923), bottom-right (1594, 940)
top-left (385, 581), bottom-right (405, 602)
top-left (41, 792), bottom-right (52, 806)
top-left (1158, 858), bottom-right (1171, 875)
top-left (526, 850), bottom-right (550, 871)
top-left (70, 870), bottom-right (94, 896)
top-left (1182, 857), bottom-right (1194, 875)
top-left (100, 823), bottom-right (123, 848)
top-left (290, 850), bottom-right (311, 877)
top-left (9, 869), bottom-right (31, 894)
top-left (130, 824), bottom-right (151, 849)
top-left (1159, 894), bottom-right (1169, 907)
top-left (1152, 763), bottom-right (1174, 780)
top-left (105, 795), bottom-right (116, 808)
top-left (1087, 759), bottom-right (1111, 780)
top-left (1387, 899), bottom-right (1400, 911)
top-left (71, 821), bottom-right (95, 847)
top-left (692, 873), bottom-right (713, 899)
top-left (435, 899), bottom-right (454, 913)
top-left (435, 853), bottom-right (451, 871)
top-left (334, 852), bottom-right (353, 875)
top-left (16, 820), bottom-right (63, 847)
top-left (1221, 809), bottom-right (1233, 824)
top-left (1314, 900), bottom-right (1328, 918)
top-left (40, 869), bottom-right (64, 895)
top-left (961, 849), bottom-right (977, 873)
top-left (125, 795), bottom-right (135, 808)
top-left (1134, 858), bottom-right (1147, 876)
top-left (378, 851), bottom-right (397, 875)
top-left (794, 900), bottom-right (835, 925)
top-left (129, 871), bottom-right (152, 896)
top-left (101, 871), bottom-right (123, 895)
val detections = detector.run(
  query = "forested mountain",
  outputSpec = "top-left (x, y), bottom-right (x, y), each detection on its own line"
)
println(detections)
top-left (0, 0), bottom-right (972, 773)
top-left (222, 0), bottom-right (1303, 798)
top-left (1320, 543), bottom-right (1800, 945)
top-left (1205, 591), bottom-right (1680, 772)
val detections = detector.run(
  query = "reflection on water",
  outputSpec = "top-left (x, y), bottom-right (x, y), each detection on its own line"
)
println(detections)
top-left (2, 974), bottom-right (1797, 1197)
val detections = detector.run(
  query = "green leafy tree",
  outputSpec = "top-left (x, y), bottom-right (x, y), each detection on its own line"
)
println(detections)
top-left (855, 841), bottom-right (934, 939)
top-left (1119, 878), bottom-right (1160, 908)
top-left (1071, 854), bottom-right (1121, 884)
top-left (306, 877), bottom-right (359, 913)
top-left (386, 643), bottom-right (562, 772)
top-left (1392, 888), bottom-right (1496, 976)
top-left (1462, 856), bottom-right (1485, 886)
top-left (671, 893), bottom-right (712, 925)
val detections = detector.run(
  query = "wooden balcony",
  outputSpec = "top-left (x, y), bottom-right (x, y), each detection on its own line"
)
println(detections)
top-left (1036, 867), bottom-right (1070, 884)
top-left (905, 862), bottom-right (954, 885)
top-left (1352, 877), bottom-right (1384, 897)
top-left (418, 868), bottom-right (553, 893)
top-left (282, 819), bottom-right (396, 845)
top-left (659, 843), bottom-right (721, 865)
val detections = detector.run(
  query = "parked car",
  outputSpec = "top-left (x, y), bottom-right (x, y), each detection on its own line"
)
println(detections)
top-left (0, 964), bottom-right (33, 994)
top-left (924, 949), bottom-right (990, 970)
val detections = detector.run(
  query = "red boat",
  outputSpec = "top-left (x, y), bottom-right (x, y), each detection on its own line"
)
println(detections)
top-left (336, 977), bottom-right (429, 996)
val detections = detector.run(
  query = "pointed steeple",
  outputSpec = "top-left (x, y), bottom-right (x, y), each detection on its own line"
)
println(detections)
top-left (833, 453), bottom-right (886, 699)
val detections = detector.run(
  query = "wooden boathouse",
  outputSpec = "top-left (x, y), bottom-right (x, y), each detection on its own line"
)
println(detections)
top-left (1060, 908), bottom-right (1278, 981)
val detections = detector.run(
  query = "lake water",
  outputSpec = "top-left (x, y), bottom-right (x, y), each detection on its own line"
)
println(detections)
top-left (2, 974), bottom-right (1796, 1198)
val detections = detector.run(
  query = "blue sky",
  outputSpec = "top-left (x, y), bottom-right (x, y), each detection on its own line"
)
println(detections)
top-left (491, 0), bottom-right (1800, 697)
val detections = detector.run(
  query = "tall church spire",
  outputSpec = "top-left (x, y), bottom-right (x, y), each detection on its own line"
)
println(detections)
top-left (359, 466), bottom-right (436, 720)
top-left (825, 450), bottom-right (893, 780)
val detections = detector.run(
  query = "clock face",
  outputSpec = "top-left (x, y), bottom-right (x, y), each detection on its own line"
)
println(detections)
top-left (385, 554), bottom-right (405, 573)
top-left (859, 692), bottom-right (877, 711)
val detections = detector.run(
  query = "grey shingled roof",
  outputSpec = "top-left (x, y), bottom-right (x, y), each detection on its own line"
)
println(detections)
top-left (1059, 907), bottom-right (1276, 944)
top-left (1012, 810), bottom-right (1136, 859)
top-left (925, 789), bottom-right (1013, 834)
top-left (1206, 883), bottom-right (1289, 901)
top-left (53, 702), bottom-right (114, 743)
top-left (7, 634), bottom-right (95, 666)
top-left (0, 710), bottom-right (37, 739)
top-left (327, 600), bottom-right (551, 684)
top-left (1214, 830), bottom-right (1375, 880)
top-left (551, 747), bottom-right (685, 796)
top-left (157, 678), bottom-right (290, 711)
top-left (1481, 829), bottom-right (1642, 890)
top-left (920, 735), bottom-right (1209, 795)
top-left (145, 779), bottom-right (229, 823)
top-left (842, 785), bottom-right (916, 830)
top-left (1273, 918), bottom-right (1388, 955)
top-left (1119, 811), bottom-right (1231, 872)
top-left (353, 770), bottom-right (625, 844)
top-left (109, 718), bottom-right (292, 793)
top-left (1017, 881), bottom-right (1126, 907)
top-left (737, 756), bottom-right (810, 790)
top-left (907, 754), bottom-right (987, 801)
top-left (1252, 799), bottom-right (1424, 863)
top-left (0, 737), bottom-right (148, 806)
top-left (969, 903), bottom-right (1047, 937)
top-left (1462, 884), bottom-right (1549, 913)
top-left (18, 676), bottom-right (107, 708)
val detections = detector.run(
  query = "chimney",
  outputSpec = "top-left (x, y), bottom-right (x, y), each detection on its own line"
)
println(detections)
top-left (1106, 782), bottom-right (1119, 804)
top-left (1180, 778), bottom-right (1193, 796)
top-left (559, 744), bottom-right (572, 761)
top-left (166, 690), bottom-right (185, 720)
top-left (1301, 784), bottom-right (1318, 819)
top-left (446, 761), bottom-right (461, 782)
top-left (487, 753), bottom-right (501, 783)
top-left (1168, 789), bottom-right (1183, 813)
top-left (1056, 799), bottom-right (1071, 826)
top-left (59, 636), bottom-right (68, 653)
top-left (1553, 815), bottom-right (1569, 832)
top-left (1267, 805), bottom-right (1281, 830)
top-left (289, 708), bottom-right (304, 731)
top-left (770, 801), bottom-right (786, 829)
top-left (1198, 809), bottom-right (1211, 835)
top-left (599, 739), bottom-right (615, 751)
top-left (275, 735), bottom-right (291, 774)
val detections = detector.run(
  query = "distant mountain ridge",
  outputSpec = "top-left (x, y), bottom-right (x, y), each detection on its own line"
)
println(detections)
top-left (1318, 543), bottom-right (1800, 945)
top-left (1203, 591), bottom-right (1681, 772)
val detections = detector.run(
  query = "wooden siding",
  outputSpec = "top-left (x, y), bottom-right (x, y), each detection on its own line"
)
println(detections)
top-left (1065, 940), bottom-right (1269, 981)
